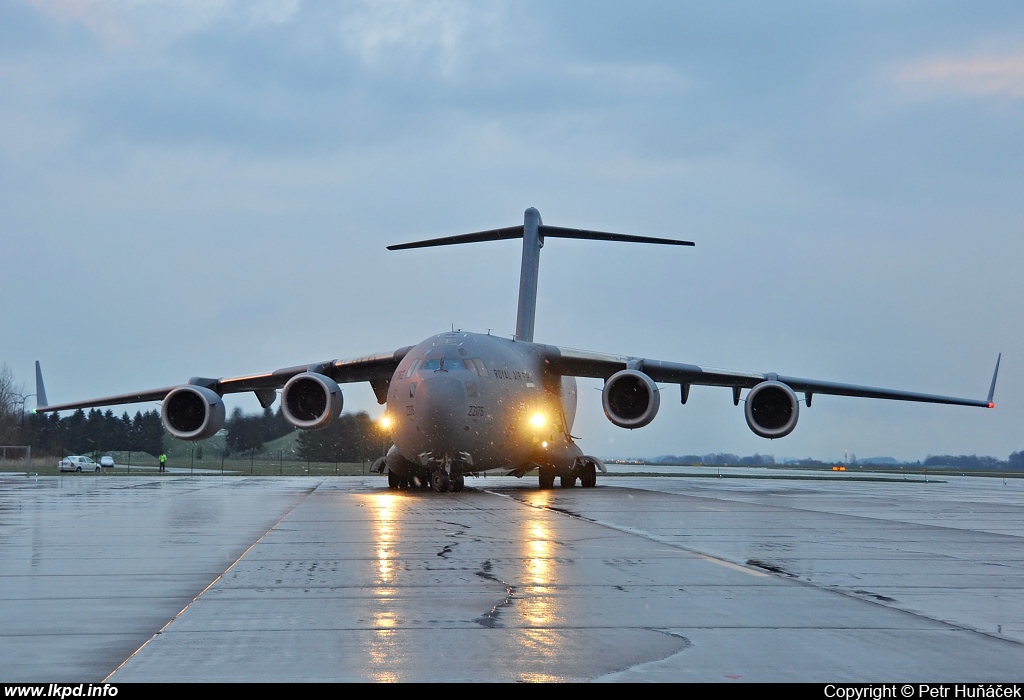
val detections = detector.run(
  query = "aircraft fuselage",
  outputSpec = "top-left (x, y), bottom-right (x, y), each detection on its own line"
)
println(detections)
top-left (384, 332), bottom-right (581, 479)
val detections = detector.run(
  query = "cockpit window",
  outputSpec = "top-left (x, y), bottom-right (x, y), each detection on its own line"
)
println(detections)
top-left (472, 358), bottom-right (487, 377)
top-left (404, 359), bottom-right (421, 378)
top-left (423, 358), bottom-right (466, 371)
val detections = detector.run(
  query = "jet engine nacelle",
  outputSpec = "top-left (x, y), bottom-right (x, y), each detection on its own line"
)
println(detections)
top-left (602, 369), bottom-right (660, 429)
top-left (161, 385), bottom-right (226, 441)
top-left (281, 372), bottom-right (343, 430)
top-left (744, 380), bottom-right (799, 439)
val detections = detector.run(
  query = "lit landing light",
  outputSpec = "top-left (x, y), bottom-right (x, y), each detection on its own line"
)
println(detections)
top-left (529, 412), bottom-right (546, 429)
top-left (379, 414), bottom-right (393, 430)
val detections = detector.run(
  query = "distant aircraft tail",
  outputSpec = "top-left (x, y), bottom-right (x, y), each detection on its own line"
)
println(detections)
top-left (388, 208), bottom-right (695, 342)
top-left (986, 353), bottom-right (1001, 407)
top-left (35, 360), bottom-right (48, 410)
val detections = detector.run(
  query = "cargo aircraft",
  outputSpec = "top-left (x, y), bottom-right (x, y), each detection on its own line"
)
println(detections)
top-left (36, 208), bottom-right (1000, 491)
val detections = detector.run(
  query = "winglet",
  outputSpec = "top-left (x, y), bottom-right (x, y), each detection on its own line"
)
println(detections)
top-left (986, 353), bottom-right (1001, 407)
top-left (34, 361), bottom-right (48, 410)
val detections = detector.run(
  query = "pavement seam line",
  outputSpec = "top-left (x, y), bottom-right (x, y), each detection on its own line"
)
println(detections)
top-left (484, 488), bottom-right (769, 577)
top-left (619, 479), bottom-right (1024, 541)
top-left (102, 479), bottom-right (325, 682)
top-left (497, 485), bottom-right (1024, 649)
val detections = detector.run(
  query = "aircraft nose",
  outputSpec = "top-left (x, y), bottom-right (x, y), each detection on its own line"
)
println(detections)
top-left (417, 376), bottom-right (467, 447)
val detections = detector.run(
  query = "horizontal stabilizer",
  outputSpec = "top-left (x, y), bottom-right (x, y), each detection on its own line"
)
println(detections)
top-left (387, 226), bottom-right (524, 250)
top-left (388, 224), bottom-right (694, 250)
top-left (387, 208), bottom-right (695, 342)
top-left (541, 225), bottom-right (693, 247)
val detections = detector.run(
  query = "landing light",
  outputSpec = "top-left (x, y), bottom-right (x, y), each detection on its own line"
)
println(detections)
top-left (379, 415), bottom-right (393, 430)
top-left (529, 413), bottom-right (546, 429)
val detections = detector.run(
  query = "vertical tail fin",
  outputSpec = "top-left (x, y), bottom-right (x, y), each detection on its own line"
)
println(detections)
top-left (35, 361), bottom-right (48, 409)
top-left (515, 208), bottom-right (543, 342)
top-left (386, 209), bottom-right (694, 342)
top-left (986, 353), bottom-right (1001, 407)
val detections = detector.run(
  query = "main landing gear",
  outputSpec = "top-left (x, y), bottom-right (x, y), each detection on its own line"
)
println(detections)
top-left (538, 467), bottom-right (555, 489)
top-left (578, 461), bottom-right (597, 488)
top-left (538, 458), bottom-right (598, 489)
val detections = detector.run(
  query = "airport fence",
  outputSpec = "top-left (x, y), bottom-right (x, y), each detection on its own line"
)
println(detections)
top-left (0, 445), bottom-right (31, 469)
top-left (2, 449), bottom-right (380, 478)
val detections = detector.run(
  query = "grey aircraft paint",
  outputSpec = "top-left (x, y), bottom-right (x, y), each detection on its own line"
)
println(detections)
top-left (35, 208), bottom-right (998, 492)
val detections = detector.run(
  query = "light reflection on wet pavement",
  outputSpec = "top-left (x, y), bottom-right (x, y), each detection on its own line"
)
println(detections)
top-left (1, 473), bottom-right (1021, 681)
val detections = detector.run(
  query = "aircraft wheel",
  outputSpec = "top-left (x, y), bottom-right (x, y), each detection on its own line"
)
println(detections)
top-left (579, 463), bottom-right (597, 488)
top-left (387, 470), bottom-right (403, 489)
top-left (432, 471), bottom-right (451, 492)
top-left (538, 467), bottom-right (555, 489)
top-left (452, 474), bottom-right (465, 492)
top-left (560, 474), bottom-right (576, 488)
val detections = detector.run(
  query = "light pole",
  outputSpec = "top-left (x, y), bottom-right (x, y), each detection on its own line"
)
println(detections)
top-left (12, 393), bottom-right (36, 438)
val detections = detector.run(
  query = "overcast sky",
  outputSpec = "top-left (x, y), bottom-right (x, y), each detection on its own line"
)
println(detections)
top-left (2, 0), bottom-right (1022, 462)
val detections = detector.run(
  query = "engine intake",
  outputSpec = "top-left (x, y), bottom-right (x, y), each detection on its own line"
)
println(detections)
top-left (281, 372), bottom-right (343, 430)
top-left (602, 370), bottom-right (660, 429)
top-left (745, 380), bottom-right (799, 439)
top-left (161, 385), bottom-right (226, 441)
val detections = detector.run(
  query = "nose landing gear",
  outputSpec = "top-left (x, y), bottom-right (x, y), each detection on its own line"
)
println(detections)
top-left (428, 454), bottom-right (468, 492)
top-left (430, 469), bottom-right (465, 492)
top-left (431, 470), bottom-right (450, 492)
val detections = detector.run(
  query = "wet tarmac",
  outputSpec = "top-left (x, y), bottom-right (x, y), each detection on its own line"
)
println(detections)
top-left (0, 472), bottom-right (1021, 682)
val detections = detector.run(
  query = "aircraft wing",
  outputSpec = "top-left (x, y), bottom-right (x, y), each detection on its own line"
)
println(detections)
top-left (35, 346), bottom-right (413, 414)
top-left (541, 346), bottom-right (999, 408)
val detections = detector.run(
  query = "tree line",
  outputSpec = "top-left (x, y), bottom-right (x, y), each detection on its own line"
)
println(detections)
top-left (0, 363), bottom-right (28, 445)
top-left (650, 453), bottom-right (777, 466)
top-left (23, 409), bottom-right (166, 456)
top-left (294, 412), bottom-right (382, 463)
top-left (648, 451), bottom-right (1024, 470)
top-left (218, 407), bottom-right (382, 462)
top-left (924, 453), bottom-right (1024, 471)
top-left (17, 405), bottom-right (383, 462)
